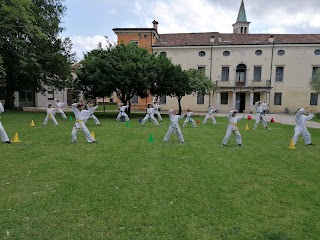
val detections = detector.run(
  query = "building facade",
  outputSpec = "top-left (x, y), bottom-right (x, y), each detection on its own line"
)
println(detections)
top-left (113, 0), bottom-right (320, 113)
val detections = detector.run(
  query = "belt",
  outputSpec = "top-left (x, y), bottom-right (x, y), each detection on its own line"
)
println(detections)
top-left (76, 120), bottom-right (84, 129)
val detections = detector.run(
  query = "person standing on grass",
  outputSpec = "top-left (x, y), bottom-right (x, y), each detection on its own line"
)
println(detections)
top-left (152, 101), bottom-right (162, 122)
top-left (291, 106), bottom-right (314, 146)
top-left (163, 108), bottom-right (186, 143)
top-left (86, 102), bottom-right (101, 126)
top-left (141, 103), bottom-right (160, 127)
top-left (54, 99), bottom-right (67, 120)
top-left (203, 106), bottom-right (217, 124)
top-left (222, 110), bottom-right (245, 146)
top-left (0, 102), bottom-right (11, 144)
top-left (183, 108), bottom-right (196, 128)
top-left (71, 102), bottom-right (96, 144)
top-left (253, 101), bottom-right (272, 130)
top-left (261, 101), bottom-right (269, 115)
top-left (43, 103), bottom-right (59, 126)
top-left (116, 103), bottom-right (129, 122)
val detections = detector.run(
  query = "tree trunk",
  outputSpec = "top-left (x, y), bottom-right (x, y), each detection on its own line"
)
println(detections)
top-left (4, 74), bottom-right (16, 109)
top-left (177, 97), bottom-right (182, 115)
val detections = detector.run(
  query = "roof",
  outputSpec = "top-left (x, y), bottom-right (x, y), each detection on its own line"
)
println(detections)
top-left (152, 33), bottom-right (320, 47)
top-left (236, 0), bottom-right (248, 22)
top-left (113, 28), bottom-right (157, 32)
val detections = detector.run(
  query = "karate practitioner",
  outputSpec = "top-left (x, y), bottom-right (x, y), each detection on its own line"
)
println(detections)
top-left (163, 108), bottom-right (185, 143)
top-left (54, 99), bottom-right (67, 119)
top-left (183, 108), bottom-right (196, 128)
top-left (152, 101), bottom-right (162, 122)
top-left (42, 103), bottom-right (59, 126)
top-left (0, 102), bottom-right (10, 143)
top-left (291, 107), bottom-right (314, 146)
top-left (203, 106), bottom-right (217, 124)
top-left (222, 110), bottom-right (245, 146)
top-left (71, 102), bottom-right (95, 143)
top-left (253, 101), bottom-right (272, 130)
top-left (261, 101), bottom-right (269, 115)
top-left (141, 104), bottom-right (160, 126)
top-left (116, 103), bottom-right (129, 121)
top-left (86, 102), bottom-right (101, 126)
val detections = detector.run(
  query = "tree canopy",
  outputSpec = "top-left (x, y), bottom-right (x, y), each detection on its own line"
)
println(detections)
top-left (0, 0), bottom-right (75, 108)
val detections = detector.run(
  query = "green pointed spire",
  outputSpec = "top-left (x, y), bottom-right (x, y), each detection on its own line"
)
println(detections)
top-left (236, 0), bottom-right (247, 22)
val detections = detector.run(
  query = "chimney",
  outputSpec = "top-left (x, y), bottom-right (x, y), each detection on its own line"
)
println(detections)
top-left (210, 36), bottom-right (215, 43)
top-left (152, 20), bottom-right (159, 31)
top-left (268, 35), bottom-right (274, 43)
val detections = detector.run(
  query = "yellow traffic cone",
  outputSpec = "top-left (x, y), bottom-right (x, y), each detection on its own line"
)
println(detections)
top-left (11, 132), bottom-right (21, 143)
top-left (91, 131), bottom-right (95, 140)
top-left (30, 120), bottom-right (35, 127)
top-left (289, 139), bottom-right (296, 149)
top-left (245, 124), bottom-right (250, 130)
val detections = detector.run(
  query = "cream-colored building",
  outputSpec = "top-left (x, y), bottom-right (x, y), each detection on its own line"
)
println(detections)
top-left (114, 0), bottom-right (320, 113)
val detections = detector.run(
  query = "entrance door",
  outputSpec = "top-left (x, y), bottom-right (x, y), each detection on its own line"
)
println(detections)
top-left (236, 93), bottom-right (246, 113)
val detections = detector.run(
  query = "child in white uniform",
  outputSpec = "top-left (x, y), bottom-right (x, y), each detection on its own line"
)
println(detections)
top-left (43, 104), bottom-right (59, 126)
top-left (183, 109), bottom-right (196, 128)
top-left (141, 104), bottom-right (160, 126)
top-left (0, 102), bottom-right (10, 143)
top-left (203, 106), bottom-right (217, 124)
top-left (253, 101), bottom-right (272, 130)
top-left (222, 110), bottom-right (245, 146)
top-left (163, 109), bottom-right (185, 143)
top-left (86, 103), bottom-right (101, 126)
top-left (54, 99), bottom-right (67, 119)
top-left (116, 104), bottom-right (129, 121)
top-left (71, 102), bottom-right (95, 143)
top-left (152, 101), bottom-right (162, 122)
top-left (292, 107), bottom-right (314, 146)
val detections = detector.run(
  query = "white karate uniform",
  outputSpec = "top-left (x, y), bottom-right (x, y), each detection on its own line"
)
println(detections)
top-left (292, 108), bottom-right (314, 145)
top-left (116, 106), bottom-right (129, 121)
top-left (86, 104), bottom-right (101, 125)
top-left (261, 102), bottom-right (268, 113)
top-left (55, 100), bottom-right (67, 119)
top-left (183, 111), bottom-right (196, 128)
top-left (43, 105), bottom-right (59, 126)
top-left (141, 107), bottom-right (160, 126)
top-left (222, 111), bottom-right (244, 145)
top-left (163, 109), bottom-right (185, 143)
top-left (71, 103), bottom-right (95, 143)
top-left (203, 107), bottom-right (217, 124)
top-left (0, 102), bottom-right (10, 142)
top-left (253, 103), bottom-right (269, 129)
top-left (153, 103), bottom-right (162, 121)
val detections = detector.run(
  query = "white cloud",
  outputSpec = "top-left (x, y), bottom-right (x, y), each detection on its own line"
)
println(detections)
top-left (69, 35), bottom-right (116, 60)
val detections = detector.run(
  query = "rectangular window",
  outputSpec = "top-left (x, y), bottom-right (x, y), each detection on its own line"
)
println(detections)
top-left (274, 93), bottom-right (282, 105)
top-left (275, 67), bottom-right (284, 82)
top-left (197, 93), bottom-right (204, 104)
top-left (253, 92), bottom-right (260, 104)
top-left (310, 93), bottom-right (318, 105)
top-left (160, 95), bottom-right (166, 104)
top-left (47, 89), bottom-right (54, 100)
top-left (198, 66), bottom-right (205, 71)
top-left (221, 92), bottom-right (228, 104)
top-left (131, 95), bottom-right (138, 104)
top-left (221, 67), bottom-right (229, 81)
top-left (312, 67), bottom-right (320, 77)
top-left (130, 40), bottom-right (139, 46)
top-left (253, 66), bottom-right (262, 81)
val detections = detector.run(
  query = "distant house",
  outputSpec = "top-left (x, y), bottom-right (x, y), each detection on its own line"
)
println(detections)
top-left (113, 0), bottom-right (320, 113)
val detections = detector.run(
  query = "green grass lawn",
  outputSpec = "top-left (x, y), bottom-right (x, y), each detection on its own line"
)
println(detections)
top-left (1, 111), bottom-right (320, 240)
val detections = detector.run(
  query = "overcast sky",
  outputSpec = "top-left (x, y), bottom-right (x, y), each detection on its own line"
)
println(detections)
top-left (62, 0), bottom-right (320, 59)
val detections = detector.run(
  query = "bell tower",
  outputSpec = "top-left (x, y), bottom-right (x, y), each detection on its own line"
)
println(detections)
top-left (232, 0), bottom-right (251, 34)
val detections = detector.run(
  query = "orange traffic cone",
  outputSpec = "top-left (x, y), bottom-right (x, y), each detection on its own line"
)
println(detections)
top-left (30, 120), bottom-right (35, 127)
top-left (245, 124), bottom-right (250, 130)
top-left (11, 132), bottom-right (21, 143)
top-left (196, 120), bottom-right (200, 124)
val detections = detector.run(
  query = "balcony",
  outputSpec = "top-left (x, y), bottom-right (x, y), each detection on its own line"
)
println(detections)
top-left (216, 80), bottom-right (271, 89)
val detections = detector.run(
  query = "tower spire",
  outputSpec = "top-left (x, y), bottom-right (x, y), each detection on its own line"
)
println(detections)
top-left (232, 0), bottom-right (251, 34)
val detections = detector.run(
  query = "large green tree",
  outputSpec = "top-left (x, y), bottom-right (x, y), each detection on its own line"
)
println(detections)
top-left (0, 0), bottom-right (74, 108)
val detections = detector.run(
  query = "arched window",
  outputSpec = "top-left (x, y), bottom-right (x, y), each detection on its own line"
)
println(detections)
top-left (236, 64), bottom-right (247, 86)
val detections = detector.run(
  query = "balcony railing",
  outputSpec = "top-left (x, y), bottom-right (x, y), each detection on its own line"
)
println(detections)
top-left (216, 80), bottom-right (271, 88)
